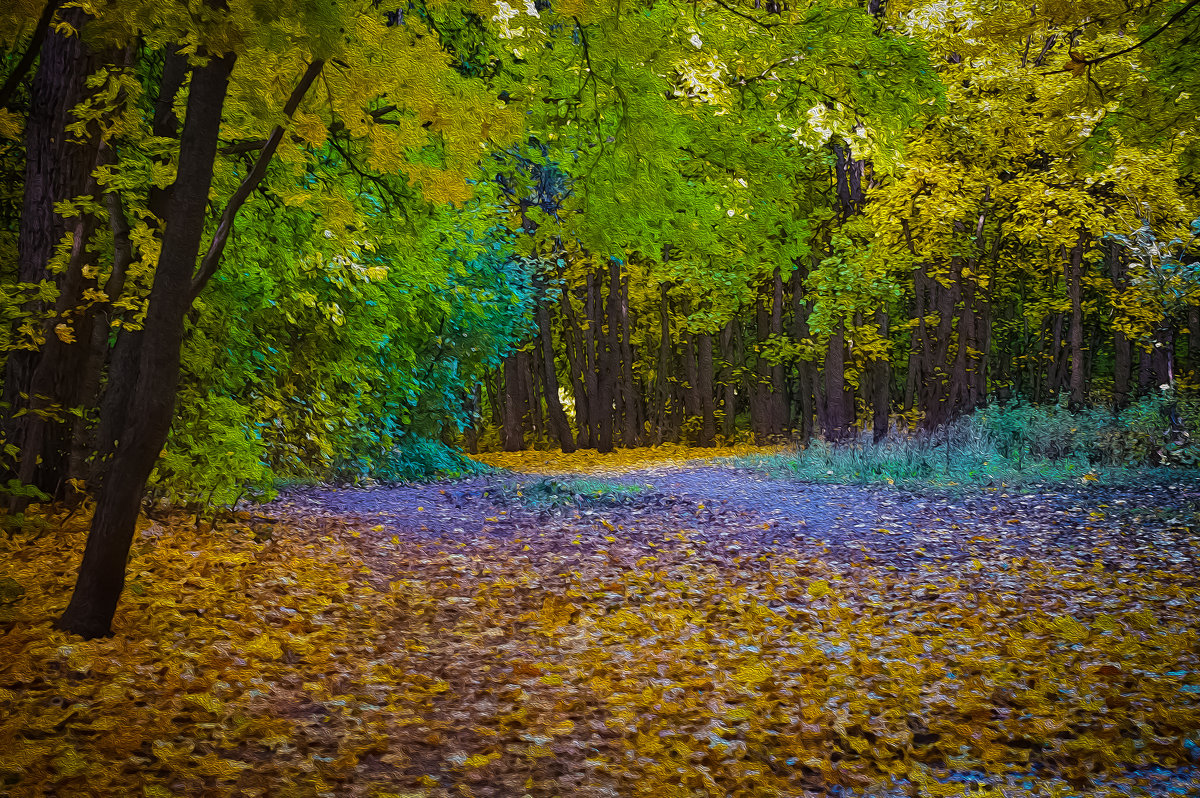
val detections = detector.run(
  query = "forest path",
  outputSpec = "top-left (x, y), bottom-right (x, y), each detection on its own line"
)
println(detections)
top-left (260, 455), bottom-right (1200, 797)
top-left (273, 457), bottom-right (1199, 576)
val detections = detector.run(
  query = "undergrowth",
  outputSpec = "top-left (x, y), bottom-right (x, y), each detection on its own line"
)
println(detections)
top-left (512, 476), bottom-right (646, 508)
top-left (737, 394), bottom-right (1200, 492)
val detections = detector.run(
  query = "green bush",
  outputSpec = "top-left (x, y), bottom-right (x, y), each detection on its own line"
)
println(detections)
top-left (737, 393), bottom-right (1200, 490)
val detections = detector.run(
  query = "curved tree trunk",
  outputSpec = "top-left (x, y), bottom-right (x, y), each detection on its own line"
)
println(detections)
top-left (57, 51), bottom-right (237, 639)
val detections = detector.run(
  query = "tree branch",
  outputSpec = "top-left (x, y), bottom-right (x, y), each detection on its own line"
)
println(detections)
top-left (190, 58), bottom-right (325, 297)
top-left (1043, 0), bottom-right (1199, 74)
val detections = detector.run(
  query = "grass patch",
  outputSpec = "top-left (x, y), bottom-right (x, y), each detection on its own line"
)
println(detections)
top-left (514, 476), bottom-right (646, 508)
top-left (734, 405), bottom-right (1200, 494)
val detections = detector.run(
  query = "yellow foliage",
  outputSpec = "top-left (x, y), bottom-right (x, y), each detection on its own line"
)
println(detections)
top-left (472, 442), bottom-right (791, 475)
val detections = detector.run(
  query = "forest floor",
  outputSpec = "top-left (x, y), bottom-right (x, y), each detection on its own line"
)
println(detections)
top-left (3, 446), bottom-right (1200, 797)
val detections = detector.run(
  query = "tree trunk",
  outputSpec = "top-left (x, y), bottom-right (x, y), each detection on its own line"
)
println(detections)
top-left (824, 322), bottom-right (852, 442)
top-left (872, 310), bottom-right (890, 440)
top-left (595, 261), bottom-right (619, 453)
top-left (719, 321), bottom-right (737, 439)
top-left (4, 7), bottom-right (102, 490)
top-left (557, 285), bottom-right (590, 448)
top-left (697, 331), bottom-right (715, 447)
top-left (652, 282), bottom-right (673, 444)
top-left (583, 275), bottom-right (601, 448)
top-left (502, 353), bottom-right (525, 451)
top-left (535, 297), bottom-right (575, 452)
top-left (618, 275), bottom-right (639, 446)
top-left (57, 52), bottom-right (237, 639)
top-left (1067, 231), bottom-right (1087, 409)
top-left (89, 46), bottom-right (188, 494)
top-left (768, 266), bottom-right (786, 436)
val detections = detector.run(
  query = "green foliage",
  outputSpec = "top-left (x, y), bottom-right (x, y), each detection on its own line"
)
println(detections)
top-left (739, 397), bottom-right (1200, 491)
top-left (150, 396), bottom-right (275, 510)
top-left (516, 476), bottom-right (645, 508)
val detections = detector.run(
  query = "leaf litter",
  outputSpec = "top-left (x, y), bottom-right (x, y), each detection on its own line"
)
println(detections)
top-left (1, 446), bottom-right (1199, 797)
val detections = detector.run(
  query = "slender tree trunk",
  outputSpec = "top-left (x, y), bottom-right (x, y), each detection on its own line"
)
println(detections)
top-left (652, 282), bottom-right (673, 444)
top-left (618, 275), bottom-right (639, 446)
top-left (57, 52), bottom-right (237, 639)
top-left (719, 321), bottom-right (737, 439)
top-left (872, 310), bottom-right (890, 440)
top-left (557, 285), bottom-right (590, 448)
top-left (583, 275), bottom-right (600, 448)
top-left (535, 297), bottom-right (575, 452)
top-left (790, 265), bottom-right (815, 442)
top-left (90, 47), bottom-right (188, 493)
top-left (697, 331), bottom-right (715, 447)
top-left (1067, 231), bottom-right (1087, 409)
top-left (824, 322), bottom-right (851, 442)
top-left (751, 293), bottom-right (771, 442)
top-left (682, 329), bottom-right (700, 418)
top-left (595, 261), bottom-right (619, 453)
top-left (502, 354), bottom-right (525, 451)
top-left (769, 266), bottom-right (786, 436)
top-left (521, 349), bottom-right (540, 444)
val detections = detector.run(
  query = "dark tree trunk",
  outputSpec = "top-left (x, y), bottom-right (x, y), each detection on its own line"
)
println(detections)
top-left (719, 321), bottom-right (738, 439)
top-left (652, 282), bottom-right (674, 444)
top-left (89, 47), bottom-right (188, 493)
top-left (3, 7), bottom-right (102, 490)
top-left (1066, 232), bottom-right (1088, 409)
top-left (790, 264), bottom-right (816, 442)
top-left (682, 329), bottom-right (700, 418)
top-left (57, 52), bottom-right (237, 639)
top-left (583, 275), bottom-right (601, 448)
top-left (595, 261), bottom-right (620, 453)
top-left (557, 285), bottom-right (590, 448)
top-left (872, 310), bottom-right (890, 440)
top-left (69, 184), bottom-right (134, 489)
top-left (618, 275), bottom-right (639, 446)
top-left (697, 331), bottom-right (715, 447)
top-left (751, 293), bottom-right (771, 442)
top-left (535, 297), bottom-right (575, 452)
top-left (502, 353), bottom-right (525, 451)
top-left (463, 385), bottom-right (481, 454)
top-left (824, 322), bottom-right (853, 442)
top-left (833, 140), bottom-right (864, 218)
top-left (521, 349), bottom-right (540, 443)
top-left (768, 266), bottom-right (786, 436)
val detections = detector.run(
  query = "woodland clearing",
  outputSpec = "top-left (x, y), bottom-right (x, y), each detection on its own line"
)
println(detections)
top-left (2, 447), bottom-right (1199, 797)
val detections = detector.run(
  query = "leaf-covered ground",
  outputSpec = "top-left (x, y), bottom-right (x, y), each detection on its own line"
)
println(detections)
top-left (2, 446), bottom-right (1199, 797)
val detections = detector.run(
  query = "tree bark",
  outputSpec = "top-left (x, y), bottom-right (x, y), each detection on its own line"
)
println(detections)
top-left (618, 275), bottom-right (639, 446)
top-left (697, 331), bottom-right (715, 447)
top-left (719, 321), bottom-right (738, 439)
top-left (557, 285), bottom-right (590, 448)
top-left (1067, 231), bottom-right (1087, 409)
top-left (3, 6), bottom-right (101, 489)
top-left (652, 282), bottom-right (673, 444)
top-left (595, 261), bottom-right (620, 453)
top-left (502, 353), bottom-right (525, 451)
top-left (872, 310), bottom-right (890, 440)
top-left (824, 322), bottom-right (853, 442)
top-left (535, 296), bottom-right (575, 452)
top-left (583, 275), bottom-right (600, 447)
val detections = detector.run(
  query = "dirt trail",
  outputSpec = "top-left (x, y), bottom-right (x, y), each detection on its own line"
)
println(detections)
top-left (272, 462), bottom-right (1200, 575)
top-left (261, 459), bottom-right (1200, 797)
